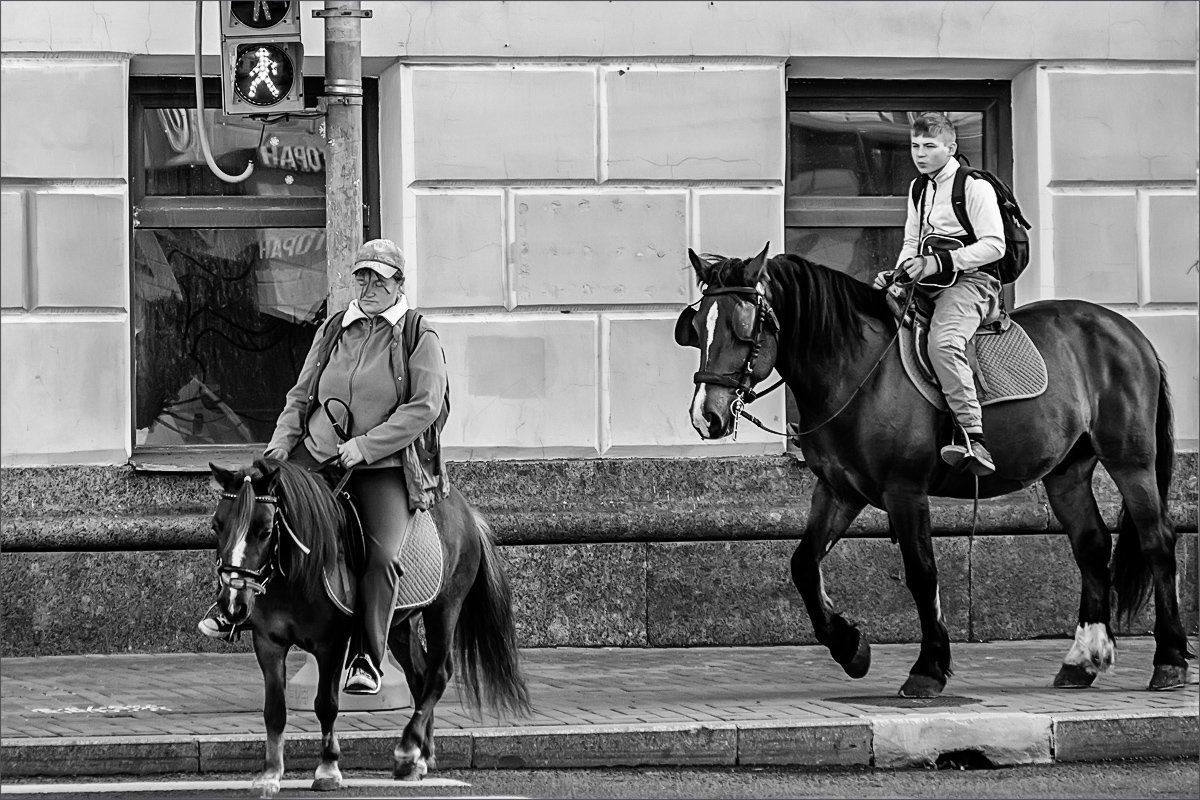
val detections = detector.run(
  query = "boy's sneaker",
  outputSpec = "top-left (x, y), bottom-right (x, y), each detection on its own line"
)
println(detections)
top-left (197, 603), bottom-right (240, 640)
top-left (940, 433), bottom-right (996, 476)
top-left (344, 656), bottom-right (381, 695)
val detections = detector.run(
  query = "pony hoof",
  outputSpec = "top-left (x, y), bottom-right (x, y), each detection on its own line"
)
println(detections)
top-left (898, 674), bottom-right (944, 698)
top-left (1148, 664), bottom-right (1190, 691)
top-left (251, 778), bottom-right (280, 799)
top-left (837, 633), bottom-right (872, 679)
top-left (1053, 663), bottom-right (1098, 689)
top-left (311, 777), bottom-right (343, 792)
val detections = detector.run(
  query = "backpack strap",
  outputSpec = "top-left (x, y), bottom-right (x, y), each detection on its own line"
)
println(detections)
top-left (951, 167), bottom-right (976, 243)
top-left (402, 309), bottom-right (424, 360)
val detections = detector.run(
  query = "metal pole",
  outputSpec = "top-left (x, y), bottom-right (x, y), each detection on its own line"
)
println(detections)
top-left (323, 0), bottom-right (364, 313)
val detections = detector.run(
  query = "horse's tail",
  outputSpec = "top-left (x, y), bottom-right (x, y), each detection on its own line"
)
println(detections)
top-left (455, 507), bottom-right (532, 719)
top-left (1112, 356), bottom-right (1175, 626)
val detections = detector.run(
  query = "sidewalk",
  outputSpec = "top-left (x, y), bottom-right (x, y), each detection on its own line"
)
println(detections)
top-left (2, 639), bottom-right (1196, 778)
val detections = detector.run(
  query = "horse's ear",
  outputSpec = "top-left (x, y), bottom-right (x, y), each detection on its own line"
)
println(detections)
top-left (744, 242), bottom-right (771, 284)
top-left (687, 248), bottom-right (711, 286)
top-left (209, 463), bottom-right (238, 491)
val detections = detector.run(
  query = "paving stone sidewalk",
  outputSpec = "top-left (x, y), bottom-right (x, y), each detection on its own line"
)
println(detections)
top-left (1, 638), bottom-right (1196, 777)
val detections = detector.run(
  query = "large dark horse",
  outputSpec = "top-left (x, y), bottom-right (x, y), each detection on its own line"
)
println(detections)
top-left (207, 458), bottom-right (529, 797)
top-left (675, 245), bottom-right (1192, 697)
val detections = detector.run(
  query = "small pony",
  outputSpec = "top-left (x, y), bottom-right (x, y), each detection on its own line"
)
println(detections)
top-left (208, 458), bottom-right (530, 797)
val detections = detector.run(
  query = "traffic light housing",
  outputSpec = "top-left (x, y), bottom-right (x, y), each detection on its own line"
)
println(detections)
top-left (220, 1), bottom-right (305, 115)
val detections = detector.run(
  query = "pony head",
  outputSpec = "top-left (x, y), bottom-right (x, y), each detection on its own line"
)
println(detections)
top-left (676, 243), bottom-right (780, 439)
top-left (208, 460), bottom-right (281, 625)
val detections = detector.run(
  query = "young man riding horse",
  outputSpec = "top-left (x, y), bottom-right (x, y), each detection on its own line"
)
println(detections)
top-left (200, 238), bottom-right (448, 697)
top-left (873, 111), bottom-right (1004, 476)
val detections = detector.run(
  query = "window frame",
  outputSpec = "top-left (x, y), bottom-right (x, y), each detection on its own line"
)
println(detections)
top-left (785, 79), bottom-right (1013, 231)
top-left (128, 76), bottom-right (381, 468)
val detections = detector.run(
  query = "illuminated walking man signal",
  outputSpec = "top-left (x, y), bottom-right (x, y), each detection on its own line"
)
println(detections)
top-left (246, 47), bottom-right (281, 100)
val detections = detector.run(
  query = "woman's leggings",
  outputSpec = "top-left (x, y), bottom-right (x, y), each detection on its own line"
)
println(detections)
top-left (289, 443), bottom-right (413, 676)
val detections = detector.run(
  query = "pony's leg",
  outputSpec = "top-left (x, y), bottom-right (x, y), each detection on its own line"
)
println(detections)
top-left (310, 641), bottom-right (344, 791)
top-left (1103, 463), bottom-right (1192, 690)
top-left (250, 635), bottom-right (288, 798)
top-left (790, 479), bottom-right (868, 678)
top-left (1043, 460), bottom-right (1116, 689)
top-left (884, 490), bottom-right (952, 698)
top-left (387, 618), bottom-right (436, 766)
top-left (394, 605), bottom-right (461, 781)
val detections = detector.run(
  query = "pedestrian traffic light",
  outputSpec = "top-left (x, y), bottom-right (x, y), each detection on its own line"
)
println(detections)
top-left (220, 1), bottom-right (305, 115)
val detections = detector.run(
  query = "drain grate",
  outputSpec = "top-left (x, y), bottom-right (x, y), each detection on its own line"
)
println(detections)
top-left (826, 694), bottom-right (981, 708)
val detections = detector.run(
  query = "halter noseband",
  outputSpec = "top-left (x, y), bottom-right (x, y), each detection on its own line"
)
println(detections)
top-left (689, 286), bottom-right (780, 420)
top-left (215, 483), bottom-right (311, 596)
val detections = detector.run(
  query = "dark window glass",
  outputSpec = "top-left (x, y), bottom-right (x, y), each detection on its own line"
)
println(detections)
top-left (142, 109), bottom-right (327, 197)
top-left (133, 228), bottom-right (326, 446)
top-left (131, 77), bottom-right (380, 451)
top-left (788, 111), bottom-right (983, 198)
top-left (784, 226), bottom-right (905, 287)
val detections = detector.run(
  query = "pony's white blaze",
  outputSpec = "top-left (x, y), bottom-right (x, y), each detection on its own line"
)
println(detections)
top-left (689, 302), bottom-right (722, 434)
top-left (1063, 622), bottom-right (1115, 672)
top-left (228, 532), bottom-right (248, 568)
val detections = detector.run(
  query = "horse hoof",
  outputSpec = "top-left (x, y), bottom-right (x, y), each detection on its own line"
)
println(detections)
top-left (837, 633), bottom-right (872, 679)
top-left (311, 777), bottom-right (343, 792)
top-left (1148, 664), bottom-right (1190, 691)
top-left (898, 674), bottom-right (944, 698)
top-left (394, 757), bottom-right (428, 781)
top-left (1053, 663), bottom-right (1098, 689)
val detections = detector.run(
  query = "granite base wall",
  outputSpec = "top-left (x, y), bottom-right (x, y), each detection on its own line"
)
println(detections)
top-left (2, 534), bottom-right (1194, 657)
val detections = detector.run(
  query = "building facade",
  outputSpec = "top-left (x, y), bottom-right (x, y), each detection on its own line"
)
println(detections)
top-left (1, 2), bottom-right (1197, 655)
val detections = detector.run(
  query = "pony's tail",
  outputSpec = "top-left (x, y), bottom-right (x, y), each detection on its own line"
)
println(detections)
top-left (1112, 357), bottom-right (1175, 627)
top-left (455, 508), bottom-right (531, 719)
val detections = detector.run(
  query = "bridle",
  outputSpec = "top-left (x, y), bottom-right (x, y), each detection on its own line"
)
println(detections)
top-left (685, 286), bottom-right (787, 438)
top-left (214, 480), bottom-right (310, 597)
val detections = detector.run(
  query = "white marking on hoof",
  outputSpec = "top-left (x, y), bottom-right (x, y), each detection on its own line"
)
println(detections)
top-left (251, 775), bottom-right (280, 799)
top-left (1063, 623), bottom-right (1115, 672)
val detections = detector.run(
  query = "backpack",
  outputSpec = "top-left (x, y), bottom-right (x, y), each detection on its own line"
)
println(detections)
top-left (910, 157), bottom-right (1032, 284)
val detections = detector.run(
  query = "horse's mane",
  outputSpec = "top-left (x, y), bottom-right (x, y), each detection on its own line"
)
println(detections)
top-left (697, 252), bottom-right (893, 365)
top-left (255, 457), bottom-right (342, 597)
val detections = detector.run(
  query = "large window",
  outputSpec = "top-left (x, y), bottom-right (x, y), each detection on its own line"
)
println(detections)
top-left (784, 79), bottom-right (1012, 445)
top-left (786, 80), bottom-right (1012, 285)
top-left (130, 77), bottom-right (379, 452)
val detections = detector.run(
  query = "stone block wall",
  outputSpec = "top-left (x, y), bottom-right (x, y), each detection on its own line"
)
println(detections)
top-left (391, 61), bottom-right (787, 461)
top-left (0, 55), bottom-right (131, 465)
top-left (1013, 65), bottom-right (1199, 446)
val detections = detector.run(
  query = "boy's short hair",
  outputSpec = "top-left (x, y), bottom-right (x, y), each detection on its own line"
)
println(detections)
top-left (911, 111), bottom-right (957, 143)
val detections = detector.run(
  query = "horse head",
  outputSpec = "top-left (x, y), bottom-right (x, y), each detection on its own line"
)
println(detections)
top-left (675, 243), bottom-right (780, 439)
top-left (208, 460), bottom-right (282, 625)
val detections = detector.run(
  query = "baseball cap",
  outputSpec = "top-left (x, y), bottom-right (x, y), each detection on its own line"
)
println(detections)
top-left (352, 238), bottom-right (405, 280)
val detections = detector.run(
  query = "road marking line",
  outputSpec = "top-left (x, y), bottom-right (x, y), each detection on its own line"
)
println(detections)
top-left (0, 777), bottom-right (513, 795)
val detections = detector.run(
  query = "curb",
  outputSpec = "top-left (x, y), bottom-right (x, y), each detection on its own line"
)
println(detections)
top-left (2, 711), bottom-right (1195, 778)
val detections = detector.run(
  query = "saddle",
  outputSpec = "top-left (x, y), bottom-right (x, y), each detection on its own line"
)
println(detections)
top-left (320, 490), bottom-right (446, 617)
top-left (887, 283), bottom-right (1049, 411)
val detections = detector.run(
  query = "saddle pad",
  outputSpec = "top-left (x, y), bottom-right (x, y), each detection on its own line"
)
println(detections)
top-left (899, 320), bottom-right (1049, 411)
top-left (322, 509), bottom-right (445, 615)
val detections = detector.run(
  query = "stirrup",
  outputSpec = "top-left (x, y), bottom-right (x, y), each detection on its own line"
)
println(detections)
top-left (344, 656), bottom-right (381, 695)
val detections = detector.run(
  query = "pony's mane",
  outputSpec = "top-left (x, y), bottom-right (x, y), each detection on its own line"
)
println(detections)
top-left (696, 252), bottom-right (892, 364)
top-left (254, 457), bottom-right (342, 596)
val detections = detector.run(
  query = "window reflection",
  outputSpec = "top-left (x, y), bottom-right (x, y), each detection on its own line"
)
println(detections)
top-left (143, 109), bottom-right (326, 197)
top-left (785, 226), bottom-right (905, 286)
top-left (788, 111), bottom-right (983, 198)
top-left (133, 228), bottom-right (327, 446)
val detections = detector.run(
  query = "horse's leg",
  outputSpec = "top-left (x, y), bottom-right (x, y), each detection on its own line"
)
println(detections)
top-left (251, 634), bottom-right (288, 798)
top-left (790, 479), bottom-right (868, 678)
top-left (1043, 459), bottom-right (1116, 689)
top-left (1103, 462), bottom-right (1192, 690)
top-left (310, 640), bottom-right (345, 791)
top-left (885, 490), bottom-right (952, 698)
top-left (394, 604), bottom-right (461, 781)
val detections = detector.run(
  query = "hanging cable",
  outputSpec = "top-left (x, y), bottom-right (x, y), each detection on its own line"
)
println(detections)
top-left (194, 1), bottom-right (253, 183)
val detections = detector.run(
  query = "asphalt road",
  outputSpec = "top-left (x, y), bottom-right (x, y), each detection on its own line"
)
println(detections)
top-left (1, 759), bottom-right (1196, 799)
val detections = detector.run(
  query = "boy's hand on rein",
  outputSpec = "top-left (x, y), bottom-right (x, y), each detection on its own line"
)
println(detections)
top-left (900, 255), bottom-right (939, 282)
